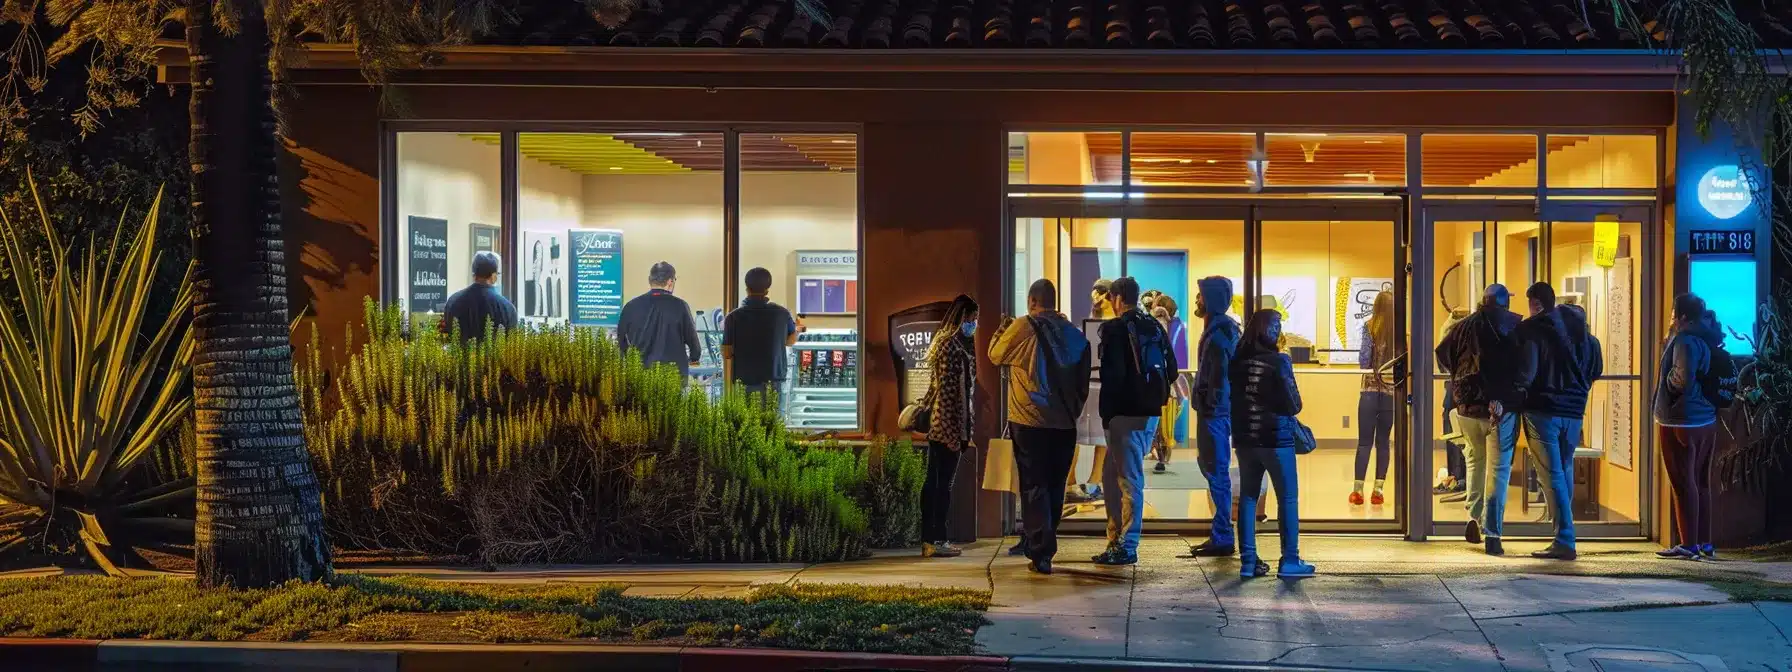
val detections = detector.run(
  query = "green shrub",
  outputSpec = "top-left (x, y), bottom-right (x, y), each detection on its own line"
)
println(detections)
top-left (297, 301), bottom-right (923, 564)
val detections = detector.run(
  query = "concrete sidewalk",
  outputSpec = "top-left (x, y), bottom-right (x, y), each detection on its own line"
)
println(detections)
top-left (356, 535), bottom-right (1792, 672)
top-left (7, 535), bottom-right (1792, 671)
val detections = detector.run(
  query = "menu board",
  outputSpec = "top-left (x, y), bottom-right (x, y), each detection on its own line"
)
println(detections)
top-left (888, 301), bottom-right (951, 406)
top-left (795, 250), bottom-right (858, 316)
top-left (569, 229), bottom-right (624, 327)
top-left (407, 216), bottom-right (450, 314)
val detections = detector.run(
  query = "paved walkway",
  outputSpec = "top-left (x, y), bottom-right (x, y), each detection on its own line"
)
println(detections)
top-left (359, 536), bottom-right (1792, 671)
top-left (8, 535), bottom-right (1792, 671)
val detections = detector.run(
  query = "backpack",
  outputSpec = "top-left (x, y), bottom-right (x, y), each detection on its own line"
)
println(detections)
top-left (1124, 314), bottom-right (1176, 410)
top-left (1702, 343), bottom-right (1739, 410)
top-left (1029, 316), bottom-right (1090, 421)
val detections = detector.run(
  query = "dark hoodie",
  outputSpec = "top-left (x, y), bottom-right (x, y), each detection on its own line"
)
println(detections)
top-left (1435, 304), bottom-right (1523, 419)
top-left (1515, 306), bottom-right (1604, 418)
top-left (1194, 277), bottom-right (1241, 416)
top-left (1653, 322), bottom-right (1719, 427)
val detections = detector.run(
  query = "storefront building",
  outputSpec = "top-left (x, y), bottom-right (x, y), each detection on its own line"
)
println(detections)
top-left (185, 1), bottom-right (1775, 543)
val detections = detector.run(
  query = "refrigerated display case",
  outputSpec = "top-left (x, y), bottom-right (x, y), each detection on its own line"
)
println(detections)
top-left (786, 328), bottom-right (858, 430)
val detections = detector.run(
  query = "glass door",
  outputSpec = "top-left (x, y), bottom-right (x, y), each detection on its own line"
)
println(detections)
top-left (1424, 204), bottom-right (1652, 540)
top-left (1255, 204), bottom-right (1407, 530)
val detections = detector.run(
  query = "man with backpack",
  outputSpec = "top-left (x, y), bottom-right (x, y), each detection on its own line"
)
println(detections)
top-left (1094, 277), bottom-right (1177, 566)
top-left (990, 279), bottom-right (1092, 575)
top-left (1652, 294), bottom-right (1731, 560)
top-left (1513, 284), bottom-right (1602, 561)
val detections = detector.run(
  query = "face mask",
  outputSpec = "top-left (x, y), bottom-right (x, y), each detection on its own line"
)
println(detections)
top-left (961, 320), bottom-right (976, 337)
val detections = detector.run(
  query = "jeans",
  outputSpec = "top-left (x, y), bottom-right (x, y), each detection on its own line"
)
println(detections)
top-left (1236, 442), bottom-right (1300, 563)
top-left (1102, 416), bottom-right (1158, 554)
top-left (1013, 425), bottom-right (1078, 562)
top-left (1354, 391), bottom-right (1395, 481)
top-left (1660, 424), bottom-right (1718, 548)
top-left (1456, 411), bottom-right (1517, 538)
top-left (1195, 414), bottom-right (1235, 546)
top-left (741, 382), bottom-right (784, 415)
top-left (921, 441), bottom-right (964, 542)
top-left (1522, 413), bottom-right (1582, 549)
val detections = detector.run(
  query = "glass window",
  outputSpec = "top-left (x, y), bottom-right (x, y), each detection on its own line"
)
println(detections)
top-left (740, 133), bottom-right (861, 430)
top-left (1549, 219), bottom-right (1644, 373)
top-left (514, 130), bottom-right (725, 359)
top-left (395, 132), bottom-right (503, 317)
top-left (1258, 219), bottom-right (1399, 522)
top-left (1421, 134), bottom-right (1539, 188)
top-left (1127, 133), bottom-right (1256, 187)
top-left (1263, 134), bottom-right (1406, 187)
top-left (1007, 131), bottom-right (1122, 186)
top-left (1546, 135), bottom-right (1658, 189)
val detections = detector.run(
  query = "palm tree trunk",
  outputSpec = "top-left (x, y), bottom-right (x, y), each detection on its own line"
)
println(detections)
top-left (187, 0), bottom-right (332, 588)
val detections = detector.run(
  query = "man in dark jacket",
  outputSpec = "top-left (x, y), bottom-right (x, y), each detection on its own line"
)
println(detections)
top-left (438, 251), bottom-right (518, 342)
top-left (617, 261), bottom-right (703, 378)
top-left (723, 267), bottom-right (802, 408)
top-left (1514, 283), bottom-right (1603, 560)
top-left (1094, 277), bottom-right (1176, 566)
top-left (1436, 284), bottom-right (1523, 556)
top-left (1189, 276), bottom-right (1241, 557)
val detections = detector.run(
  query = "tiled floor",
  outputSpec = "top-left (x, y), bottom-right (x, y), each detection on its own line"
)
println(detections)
top-left (1060, 445), bottom-right (1643, 526)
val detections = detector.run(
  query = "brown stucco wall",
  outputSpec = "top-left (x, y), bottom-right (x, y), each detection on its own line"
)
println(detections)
top-left (279, 86), bottom-right (382, 365)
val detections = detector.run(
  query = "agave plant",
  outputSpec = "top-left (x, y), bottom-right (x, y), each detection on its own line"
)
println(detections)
top-left (0, 178), bottom-right (195, 574)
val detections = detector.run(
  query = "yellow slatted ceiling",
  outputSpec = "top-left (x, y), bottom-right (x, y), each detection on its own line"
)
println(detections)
top-left (463, 133), bottom-right (691, 175)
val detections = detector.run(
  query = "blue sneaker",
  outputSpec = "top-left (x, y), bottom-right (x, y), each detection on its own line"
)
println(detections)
top-left (1239, 557), bottom-right (1271, 578)
top-left (1093, 549), bottom-right (1138, 566)
top-left (1656, 545), bottom-right (1699, 560)
top-left (1278, 558), bottom-right (1317, 578)
top-left (1700, 544), bottom-right (1718, 560)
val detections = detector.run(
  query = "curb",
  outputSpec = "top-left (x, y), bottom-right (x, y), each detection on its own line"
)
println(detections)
top-left (1009, 656), bottom-right (1397, 671)
top-left (3, 639), bottom-right (1011, 672)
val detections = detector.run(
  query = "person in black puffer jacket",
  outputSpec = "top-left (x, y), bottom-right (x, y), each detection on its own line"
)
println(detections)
top-left (1229, 309), bottom-right (1314, 579)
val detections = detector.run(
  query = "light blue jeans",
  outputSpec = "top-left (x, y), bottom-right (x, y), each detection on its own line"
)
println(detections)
top-left (1456, 411), bottom-right (1518, 538)
top-left (1523, 413), bottom-right (1581, 549)
top-left (1102, 415), bottom-right (1159, 554)
top-left (1196, 414), bottom-right (1234, 546)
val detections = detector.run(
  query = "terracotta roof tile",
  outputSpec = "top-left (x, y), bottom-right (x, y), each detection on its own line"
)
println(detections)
top-left (559, 0), bottom-right (1792, 50)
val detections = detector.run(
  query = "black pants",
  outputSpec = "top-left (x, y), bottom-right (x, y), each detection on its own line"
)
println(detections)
top-left (921, 441), bottom-right (964, 543)
top-left (1354, 391), bottom-right (1395, 481)
top-left (1013, 425), bottom-right (1077, 561)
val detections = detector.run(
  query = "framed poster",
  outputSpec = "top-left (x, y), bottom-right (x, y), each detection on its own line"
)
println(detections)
top-left (470, 223), bottom-right (500, 289)
top-left (1329, 276), bottom-right (1394, 366)
top-left (1226, 276), bottom-right (1318, 353)
top-left (521, 230), bottom-right (566, 323)
top-left (794, 250), bottom-right (858, 316)
top-left (568, 229), bottom-right (624, 327)
top-left (406, 216), bottom-right (450, 314)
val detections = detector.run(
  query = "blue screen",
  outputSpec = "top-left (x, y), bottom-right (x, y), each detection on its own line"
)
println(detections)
top-left (1689, 258), bottom-right (1757, 355)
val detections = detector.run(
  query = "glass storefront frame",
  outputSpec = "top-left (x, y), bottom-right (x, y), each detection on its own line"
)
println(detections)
top-left (1002, 128), bottom-right (1666, 541)
top-left (378, 122), bottom-right (868, 431)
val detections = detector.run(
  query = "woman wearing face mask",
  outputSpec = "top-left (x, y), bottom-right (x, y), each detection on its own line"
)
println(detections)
top-left (1230, 309), bottom-right (1314, 578)
top-left (921, 294), bottom-right (979, 558)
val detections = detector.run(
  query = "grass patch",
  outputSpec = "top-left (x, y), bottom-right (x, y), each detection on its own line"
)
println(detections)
top-left (1729, 541), bottom-right (1792, 563)
top-left (0, 575), bottom-right (989, 655)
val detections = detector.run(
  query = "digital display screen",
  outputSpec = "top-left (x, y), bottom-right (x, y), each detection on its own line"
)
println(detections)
top-left (1689, 258), bottom-right (1757, 355)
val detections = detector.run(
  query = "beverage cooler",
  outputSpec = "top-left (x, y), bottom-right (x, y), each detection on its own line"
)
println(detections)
top-left (786, 328), bottom-right (859, 430)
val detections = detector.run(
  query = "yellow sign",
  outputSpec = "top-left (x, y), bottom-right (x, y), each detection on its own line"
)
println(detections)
top-left (1593, 215), bottom-right (1619, 268)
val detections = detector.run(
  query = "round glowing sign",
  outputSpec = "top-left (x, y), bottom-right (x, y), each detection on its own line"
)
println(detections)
top-left (1697, 165), bottom-right (1752, 220)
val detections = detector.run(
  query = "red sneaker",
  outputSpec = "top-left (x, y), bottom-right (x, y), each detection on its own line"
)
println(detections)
top-left (1348, 491), bottom-right (1364, 506)
top-left (1371, 491), bottom-right (1385, 506)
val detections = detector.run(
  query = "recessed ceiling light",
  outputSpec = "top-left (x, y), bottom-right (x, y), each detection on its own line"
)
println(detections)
top-left (830, 139), bottom-right (852, 144)
top-left (613, 132), bottom-right (685, 137)
top-left (1206, 159), bottom-right (1218, 164)
top-left (609, 166), bottom-right (623, 170)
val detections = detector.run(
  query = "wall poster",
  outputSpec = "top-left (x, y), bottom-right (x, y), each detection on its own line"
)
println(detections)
top-left (1605, 257), bottom-right (1635, 470)
top-left (1225, 277), bottom-right (1318, 355)
top-left (568, 229), bottom-right (625, 327)
top-left (406, 216), bottom-right (450, 314)
top-left (1329, 277), bottom-right (1395, 366)
top-left (795, 250), bottom-right (858, 316)
top-left (470, 223), bottom-right (500, 290)
top-left (522, 230), bottom-right (566, 324)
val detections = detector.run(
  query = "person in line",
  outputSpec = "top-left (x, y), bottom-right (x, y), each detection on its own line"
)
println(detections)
top-left (1069, 279), bottom-right (1117, 504)
top-left (1093, 277), bottom-right (1176, 566)
top-left (722, 267), bottom-right (804, 410)
top-left (1435, 310), bottom-right (1471, 501)
top-left (990, 279), bottom-right (1092, 575)
top-left (1351, 290), bottom-right (1398, 507)
top-left (1654, 294), bottom-right (1720, 561)
top-left (438, 251), bottom-right (518, 342)
top-left (1152, 295), bottom-right (1192, 474)
top-left (921, 295), bottom-right (979, 559)
top-left (1436, 284), bottom-right (1523, 556)
top-left (617, 261), bottom-right (703, 378)
top-left (1514, 285), bottom-right (1603, 561)
top-left (1189, 277), bottom-right (1241, 557)
top-left (1231, 309), bottom-right (1315, 578)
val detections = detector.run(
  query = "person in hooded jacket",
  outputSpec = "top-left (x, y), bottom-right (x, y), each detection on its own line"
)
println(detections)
top-left (1230, 309), bottom-right (1315, 578)
top-left (1436, 284), bottom-right (1525, 556)
top-left (1189, 276), bottom-right (1243, 557)
top-left (1653, 294), bottom-right (1720, 561)
top-left (990, 279), bottom-right (1092, 575)
top-left (920, 294), bottom-right (978, 559)
top-left (1514, 284), bottom-right (1603, 561)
